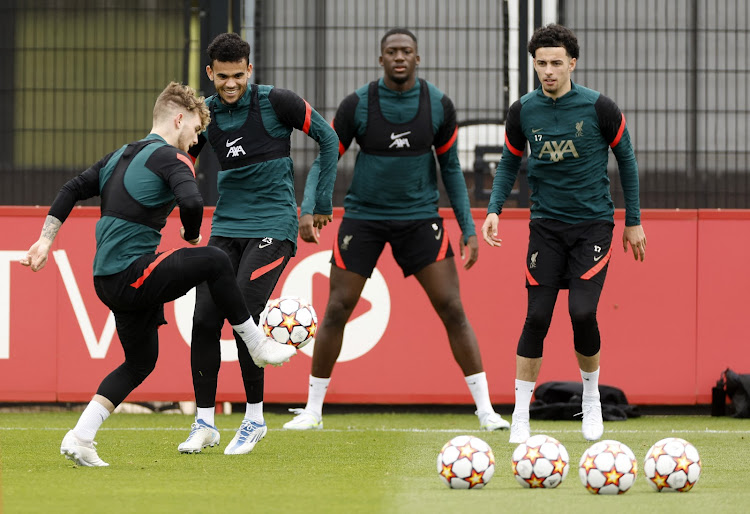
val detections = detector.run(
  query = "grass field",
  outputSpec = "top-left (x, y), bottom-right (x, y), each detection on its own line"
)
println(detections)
top-left (1, 409), bottom-right (749, 513)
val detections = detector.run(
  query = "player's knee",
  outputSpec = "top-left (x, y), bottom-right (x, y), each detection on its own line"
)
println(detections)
top-left (569, 304), bottom-right (597, 327)
top-left (432, 297), bottom-right (467, 327)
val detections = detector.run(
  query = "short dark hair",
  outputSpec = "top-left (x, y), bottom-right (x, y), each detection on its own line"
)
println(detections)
top-left (380, 28), bottom-right (418, 51)
top-left (527, 24), bottom-right (579, 59)
top-left (207, 32), bottom-right (250, 65)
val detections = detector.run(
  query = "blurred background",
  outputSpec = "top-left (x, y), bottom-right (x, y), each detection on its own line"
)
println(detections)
top-left (0, 0), bottom-right (747, 210)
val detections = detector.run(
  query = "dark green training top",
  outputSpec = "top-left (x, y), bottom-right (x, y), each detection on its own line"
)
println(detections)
top-left (190, 84), bottom-right (339, 252)
top-left (302, 77), bottom-right (475, 243)
top-left (489, 82), bottom-right (641, 226)
top-left (48, 133), bottom-right (203, 276)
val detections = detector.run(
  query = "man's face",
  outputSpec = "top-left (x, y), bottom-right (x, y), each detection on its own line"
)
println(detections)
top-left (533, 46), bottom-right (576, 99)
top-left (176, 111), bottom-right (202, 152)
top-left (206, 59), bottom-right (252, 105)
top-left (379, 34), bottom-right (419, 85)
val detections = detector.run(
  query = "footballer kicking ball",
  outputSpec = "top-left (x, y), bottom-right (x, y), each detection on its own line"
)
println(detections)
top-left (579, 440), bottom-right (638, 494)
top-left (260, 296), bottom-right (317, 349)
top-left (512, 434), bottom-right (570, 488)
top-left (643, 437), bottom-right (702, 492)
top-left (437, 435), bottom-right (495, 489)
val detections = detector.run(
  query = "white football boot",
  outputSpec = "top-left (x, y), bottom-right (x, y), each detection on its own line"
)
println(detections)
top-left (60, 430), bottom-right (109, 467)
top-left (581, 396), bottom-right (604, 441)
top-left (476, 410), bottom-right (510, 430)
top-left (224, 419), bottom-right (268, 455)
top-left (283, 408), bottom-right (323, 430)
top-left (248, 337), bottom-right (296, 368)
top-left (509, 417), bottom-right (531, 444)
top-left (178, 419), bottom-right (220, 453)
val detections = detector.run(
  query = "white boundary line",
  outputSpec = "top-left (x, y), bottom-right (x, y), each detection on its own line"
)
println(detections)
top-left (2, 427), bottom-right (749, 434)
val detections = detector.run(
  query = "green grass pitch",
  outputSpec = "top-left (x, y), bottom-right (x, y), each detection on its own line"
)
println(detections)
top-left (1, 410), bottom-right (749, 513)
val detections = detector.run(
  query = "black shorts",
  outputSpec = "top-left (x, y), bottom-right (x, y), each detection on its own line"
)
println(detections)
top-left (203, 235), bottom-right (294, 318)
top-left (525, 219), bottom-right (614, 289)
top-left (331, 217), bottom-right (454, 278)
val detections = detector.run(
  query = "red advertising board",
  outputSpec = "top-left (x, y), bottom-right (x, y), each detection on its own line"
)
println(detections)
top-left (1, 207), bottom-right (747, 405)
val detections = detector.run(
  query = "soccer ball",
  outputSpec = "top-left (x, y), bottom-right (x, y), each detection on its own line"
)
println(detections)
top-left (643, 437), bottom-right (702, 492)
top-left (437, 435), bottom-right (495, 489)
top-left (511, 434), bottom-right (569, 488)
top-left (579, 440), bottom-right (638, 494)
top-left (260, 296), bottom-right (317, 348)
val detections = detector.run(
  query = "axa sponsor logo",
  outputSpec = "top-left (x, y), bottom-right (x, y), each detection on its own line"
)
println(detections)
top-left (226, 136), bottom-right (246, 158)
top-left (388, 131), bottom-right (411, 149)
top-left (537, 139), bottom-right (579, 162)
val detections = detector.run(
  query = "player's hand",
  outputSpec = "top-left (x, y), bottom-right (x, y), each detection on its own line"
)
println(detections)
top-left (313, 213), bottom-right (332, 230)
top-left (460, 235), bottom-right (479, 270)
top-left (180, 226), bottom-right (202, 245)
top-left (622, 224), bottom-right (646, 261)
top-left (481, 213), bottom-right (502, 247)
top-left (299, 213), bottom-right (322, 244)
top-left (20, 238), bottom-right (52, 272)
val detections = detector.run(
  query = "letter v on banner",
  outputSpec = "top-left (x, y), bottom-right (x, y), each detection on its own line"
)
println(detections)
top-left (53, 250), bottom-right (116, 359)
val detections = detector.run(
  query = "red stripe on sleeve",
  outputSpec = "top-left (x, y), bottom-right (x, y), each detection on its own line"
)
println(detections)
top-left (130, 249), bottom-right (177, 289)
top-left (505, 133), bottom-right (524, 157)
top-left (250, 256), bottom-right (285, 281)
top-left (176, 153), bottom-right (196, 177)
top-left (580, 247), bottom-right (612, 280)
top-left (302, 100), bottom-right (312, 134)
top-left (610, 113), bottom-right (626, 148)
top-left (435, 126), bottom-right (458, 156)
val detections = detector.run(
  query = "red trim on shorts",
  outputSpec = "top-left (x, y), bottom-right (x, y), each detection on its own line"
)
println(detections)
top-left (333, 238), bottom-right (346, 269)
top-left (610, 113), bottom-right (626, 148)
top-left (250, 256), bottom-right (285, 281)
top-left (580, 247), bottom-right (613, 280)
top-left (130, 249), bottom-right (177, 289)
top-left (436, 231), bottom-right (449, 261)
top-left (435, 126), bottom-right (458, 156)
top-left (302, 100), bottom-right (312, 134)
top-left (505, 133), bottom-right (524, 157)
top-left (525, 266), bottom-right (539, 286)
top-left (176, 153), bottom-right (196, 177)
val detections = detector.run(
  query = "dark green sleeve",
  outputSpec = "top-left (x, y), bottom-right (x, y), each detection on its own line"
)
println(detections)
top-left (488, 101), bottom-right (524, 215)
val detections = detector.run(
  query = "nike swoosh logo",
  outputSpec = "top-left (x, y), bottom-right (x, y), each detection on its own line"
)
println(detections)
top-left (226, 137), bottom-right (243, 147)
top-left (259, 242), bottom-right (272, 249)
top-left (594, 255), bottom-right (603, 261)
top-left (531, 128), bottom-right (543, 133)
top-left (434, 228), bottom-right (442, 240)
top-left (390, 131), bottom-right (411, 140)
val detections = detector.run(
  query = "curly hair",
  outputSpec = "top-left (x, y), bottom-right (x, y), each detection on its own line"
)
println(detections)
top-left (153, 81), bottom-right (210, 132)
top-left (207, 32), bottom-right (251, 65)
top-left (527, 24), bottom-right (579, 59)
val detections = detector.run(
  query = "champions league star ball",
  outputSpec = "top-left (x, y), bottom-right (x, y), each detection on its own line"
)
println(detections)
top-left (511, 434), bottom-right (570, 488)
top-left (579, 440), bottom-right (638, 494)
top-left (437, 435), bottom-right (495, 489)
top-left (643, 437), bottom-right (702, 492)
top-left (260, 296), bottom-right (317, 349)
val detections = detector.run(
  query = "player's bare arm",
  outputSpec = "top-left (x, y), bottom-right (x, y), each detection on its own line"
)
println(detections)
top-left (20, 215), bottom-right (62, 272)
top-left (481, 213), bottom-right (503, 247)
top-left (622, 224), bottom-right (647, 261)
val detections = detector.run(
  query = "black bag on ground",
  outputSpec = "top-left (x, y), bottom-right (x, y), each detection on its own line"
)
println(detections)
top-left (529, 381), bottom-right (640, 421)
top-left (723, 369), bottom-right (750, 418)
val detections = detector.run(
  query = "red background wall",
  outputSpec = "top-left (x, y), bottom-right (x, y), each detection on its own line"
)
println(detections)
top-left (1, 206), bottom-right (747, 405)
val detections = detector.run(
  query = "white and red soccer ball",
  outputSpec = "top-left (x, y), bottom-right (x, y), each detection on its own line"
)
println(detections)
top-left (643, 437), bottom-right (701, 492)
top-left (437, 435), bottom-right (495, 489)
top-left (260, 296), bottom-right (317, 349)
top-left (579, 440), bottom-right (638, 494)
top-left (512, 434), bottom-right (570, 488)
